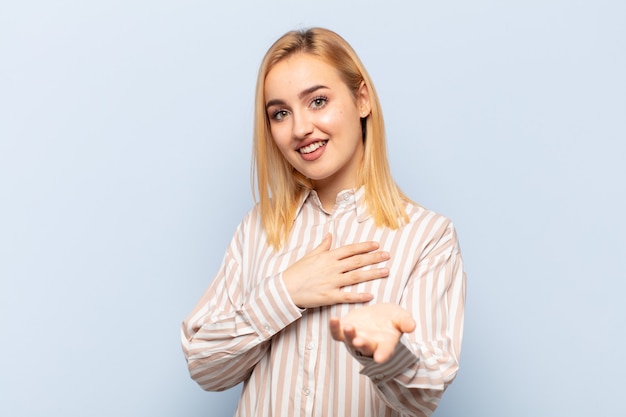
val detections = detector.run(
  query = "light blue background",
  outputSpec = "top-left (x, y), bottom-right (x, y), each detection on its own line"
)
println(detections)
top-left (1, 1), bottom-right (624, 416)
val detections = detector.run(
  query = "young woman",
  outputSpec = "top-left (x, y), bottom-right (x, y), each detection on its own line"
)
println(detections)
top-left (182, 27), bottom-right (466, 417)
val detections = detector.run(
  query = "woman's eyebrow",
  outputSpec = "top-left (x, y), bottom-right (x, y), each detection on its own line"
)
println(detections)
top-left (265, 98), bottom-right (286, 109)
top-left (265, 85), bottom-right (329, 110)
top-left (298, 85), bottom-right (328, 99)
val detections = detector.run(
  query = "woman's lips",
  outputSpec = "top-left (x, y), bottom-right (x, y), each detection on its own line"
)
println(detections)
top-left (298, 140), bottom-right (328, 161)
top-left (298, 140), bottom-right (328, 154)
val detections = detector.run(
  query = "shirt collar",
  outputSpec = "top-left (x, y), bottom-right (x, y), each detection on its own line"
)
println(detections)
top-left (295, 186), bottom-right (371, 223)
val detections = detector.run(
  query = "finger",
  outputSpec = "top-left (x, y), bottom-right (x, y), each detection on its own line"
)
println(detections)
top-left (327, 289), bottom-right (374, 304)
top-left (393, 313), bottom-right (416, 334)
top-left (333, 241), bottom-right (380, 260)
top-left (340, 251), bottom-right (390, 273)
top-left (342, 267), bottom-right (389, 287)
top-left (311, 233), bottom-right (333, 255)
top-left (373, 338), bottom-right (398, 363)
top-left (352, 335), bottom-right (377, 355)
top-left (336, 291), bottom-right (374, 304)
top-left (344, 326), bottom-right (377, 358)
top-left (329, 317), bottom-right (344, 341)
top-left (343, 324), bottom-right (357, 345)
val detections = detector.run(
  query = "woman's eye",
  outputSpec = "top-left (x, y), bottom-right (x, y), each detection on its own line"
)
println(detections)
top-left (310, 96), bottom-right (327, 109)
top-left (271, 110), bottom-right (289, 121)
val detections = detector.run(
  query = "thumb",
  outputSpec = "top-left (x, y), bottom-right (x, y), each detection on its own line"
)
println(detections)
top-left (394, 313), bottom-right (416, 334)
top-left (311, 233), bottom-right (332, 254)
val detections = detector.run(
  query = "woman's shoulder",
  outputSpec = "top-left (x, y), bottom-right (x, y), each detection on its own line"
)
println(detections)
top-left (404, 199), bottom-right (448, 220)
top-left (226, 204), bottom-right (268, 250)
top-left (402, 200), bottom-right (462, 259)
top-left (403, 199), bottom-right (456, 235)
top-left (237, 203), bottom-right (263, 230)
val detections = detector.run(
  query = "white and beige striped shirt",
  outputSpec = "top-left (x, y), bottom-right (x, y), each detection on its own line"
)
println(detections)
top-left (182, 187), bottom-right (466, 417)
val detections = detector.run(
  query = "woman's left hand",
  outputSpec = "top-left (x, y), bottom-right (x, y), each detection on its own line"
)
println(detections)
top-left (329, 303), bottom-right (416, 363)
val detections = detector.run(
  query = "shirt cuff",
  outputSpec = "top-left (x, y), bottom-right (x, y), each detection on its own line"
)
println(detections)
top-left (357, 335), bottom-right (419, 385)
top-left (242, 272), bottom-right (303, 340)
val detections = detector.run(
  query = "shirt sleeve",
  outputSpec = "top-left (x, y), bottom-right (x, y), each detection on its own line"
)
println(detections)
top-left (356, 220), bottom-right (467, 415)
top-left (180, 213), bottom-right (303, 391)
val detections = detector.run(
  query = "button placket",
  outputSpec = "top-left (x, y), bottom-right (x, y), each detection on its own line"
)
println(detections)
top-left (301, 326), bottom-right (318, 414)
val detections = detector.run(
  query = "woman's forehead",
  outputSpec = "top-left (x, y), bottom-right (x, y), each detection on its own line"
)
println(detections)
top-left (264, 54), bottom-right (345, 97)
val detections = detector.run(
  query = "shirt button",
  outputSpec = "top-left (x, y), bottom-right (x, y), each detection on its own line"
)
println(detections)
top-left (303, 388), bottom-right (311, 396)
top-left (263, 324), bottom-right (270, 332)
top-left (344, 194), bottom-right (350, 201)
top-left (306, 342), bottom-right (315, 350)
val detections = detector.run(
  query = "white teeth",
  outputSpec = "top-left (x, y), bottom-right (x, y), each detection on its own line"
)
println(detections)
top-left (299, 140), bottom-right (327, 154)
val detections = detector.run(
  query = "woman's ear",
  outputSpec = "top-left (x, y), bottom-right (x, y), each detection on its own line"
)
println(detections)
top-left (358, 81), bottom-right (372, 118)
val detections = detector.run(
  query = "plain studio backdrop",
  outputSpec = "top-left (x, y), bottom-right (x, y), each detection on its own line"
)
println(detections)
top-left (1, 1), bottom-right (624, 416)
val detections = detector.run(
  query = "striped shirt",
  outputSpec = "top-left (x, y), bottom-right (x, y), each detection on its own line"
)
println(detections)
top-left (182, 187), bottom-right (466, 417)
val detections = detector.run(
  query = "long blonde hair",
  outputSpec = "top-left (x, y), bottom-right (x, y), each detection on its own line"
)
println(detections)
top-left (253, 28), bottom-right (409, 249)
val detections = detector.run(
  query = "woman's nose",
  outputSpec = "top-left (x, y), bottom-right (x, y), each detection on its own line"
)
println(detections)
top-left (292, 111), bottom-right (314, 140)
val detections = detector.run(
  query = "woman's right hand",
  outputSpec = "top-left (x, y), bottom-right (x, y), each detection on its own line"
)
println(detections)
top-left (282, 234), bottom-right (389, 309)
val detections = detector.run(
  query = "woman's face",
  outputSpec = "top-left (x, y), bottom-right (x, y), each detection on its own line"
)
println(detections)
top-left (264, 53), bottom-right (370, 194)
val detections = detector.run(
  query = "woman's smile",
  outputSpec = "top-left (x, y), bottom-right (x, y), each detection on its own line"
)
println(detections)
top-left (297, 139), bottom-right (329, 162)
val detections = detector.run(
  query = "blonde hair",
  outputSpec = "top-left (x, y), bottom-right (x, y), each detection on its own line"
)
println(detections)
top-left (253, 27), bottom-right (409, 249)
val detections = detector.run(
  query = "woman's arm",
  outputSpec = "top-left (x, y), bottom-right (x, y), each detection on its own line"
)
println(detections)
top-left (181, 216), bottom-right (303, 391)
top-left (330, 220), bottom-right (466, 416)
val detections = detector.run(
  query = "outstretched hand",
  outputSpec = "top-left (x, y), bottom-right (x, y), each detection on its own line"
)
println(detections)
top-left (329, 303), bottom-right (416, 363)
top-left (282, 234), bottom-right (390, 309)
